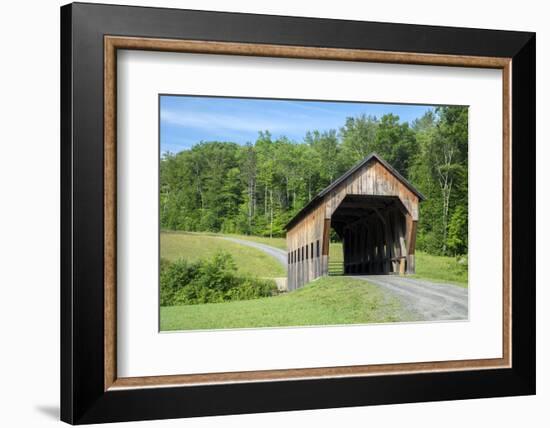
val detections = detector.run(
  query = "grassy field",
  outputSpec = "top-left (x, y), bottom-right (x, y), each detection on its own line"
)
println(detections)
top-left (160, 231), bottom-right (466, 330)
top-left (413, 252), bottom-right (468, 287)
top-left (161, 231), bottom-right (285, 278)
top-left (160, 276), bottom-right (410, 331)
top-left (221, 233), bottom-right (287, 250)
top-left (219, 236), bottom-right (467, 286)
top-left (220, 233), bottom-right (344, 258)
top-left (313, 243), bottom-right (466, 286)
top-left (162, 231), bottom-right (467, 286)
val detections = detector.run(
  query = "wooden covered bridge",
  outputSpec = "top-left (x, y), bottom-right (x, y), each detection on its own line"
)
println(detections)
top-left (285, 153), bottom-right (425, 291)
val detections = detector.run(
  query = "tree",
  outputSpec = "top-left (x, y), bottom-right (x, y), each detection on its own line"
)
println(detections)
top-left (159, 106), bottom-right (469, 251)
top-left (430, 107), bottom-right (468, 253)
top-left (447, 205), bottom-right (468, 255)
top-left (305, 129), bottom-right (342, 186)
top-left (339, 114), bottom-right (378, 166)
top-left (412, 109), bottom-right (436, 133)
top-left (373, 113), bottom-right (416, 177)
top-left (340, 113), bottom-right (415, 178)
top-left (239, 143), bottom-right (257, 228)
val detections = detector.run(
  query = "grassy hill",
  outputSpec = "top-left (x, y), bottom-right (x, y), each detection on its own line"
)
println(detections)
top-left (218, 234), bottom-right (467, 286)
top-left (161, 231), bottom-right (285, 278)
top-left (159, 230), bottom-right (466, 331)
top-left (160, 276), bottom-right (412, 331)
top-left (162, 231), bottom-right (467, 286)
top-left (412, 252), bottom-right (467, 286)
top-left (220, 233), bottom-right (287, 250)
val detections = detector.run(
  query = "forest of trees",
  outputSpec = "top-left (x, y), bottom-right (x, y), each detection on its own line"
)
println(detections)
top-left (160, 106), bottom-right (468, 256)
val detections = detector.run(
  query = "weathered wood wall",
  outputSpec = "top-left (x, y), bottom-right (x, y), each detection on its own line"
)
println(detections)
top-left (286, 203), bottom-right (327, 291)
top-left (286, 158), bottom-right (420, 290)
top-left (324, 161), bottom-right (419, 221)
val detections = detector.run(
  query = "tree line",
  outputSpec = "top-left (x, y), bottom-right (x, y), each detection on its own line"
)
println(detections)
top-left (160, 106), bottom-right (468, 256)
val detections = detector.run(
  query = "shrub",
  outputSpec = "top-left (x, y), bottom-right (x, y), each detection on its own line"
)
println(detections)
top-left (224, 277), bottom-right (277, 301)
top-left (160, 252), bottom-right (277, 306)
top-left (450, 254), bottom-right (468, 278)
top-left (160, 258), bottom-right (199, 306)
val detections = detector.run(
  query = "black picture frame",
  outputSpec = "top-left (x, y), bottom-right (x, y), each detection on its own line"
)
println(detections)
top-left (61, 2), bottom-right (535, 424)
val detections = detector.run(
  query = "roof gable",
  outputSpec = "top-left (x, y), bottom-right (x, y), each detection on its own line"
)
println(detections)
top-left (284, 153), bottom-right (425, 230)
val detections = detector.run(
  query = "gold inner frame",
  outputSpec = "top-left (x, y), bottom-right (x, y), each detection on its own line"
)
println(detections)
top-left (104, 35), bottom-right (512, 391)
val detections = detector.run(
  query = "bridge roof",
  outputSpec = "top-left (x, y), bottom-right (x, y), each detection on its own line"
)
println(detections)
top-left (284, 152), bottom-right (425, 230)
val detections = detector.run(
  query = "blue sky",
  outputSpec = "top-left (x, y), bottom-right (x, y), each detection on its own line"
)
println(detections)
top-left (160, 95), bottom-right (434, 154)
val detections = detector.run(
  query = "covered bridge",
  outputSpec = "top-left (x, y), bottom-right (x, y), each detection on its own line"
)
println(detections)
top-left (285, 153), bottom-right (425, 291)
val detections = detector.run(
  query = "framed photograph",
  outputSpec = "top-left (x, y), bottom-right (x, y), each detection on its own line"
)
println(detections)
top-left (60, 2), bottom-right (535, 424)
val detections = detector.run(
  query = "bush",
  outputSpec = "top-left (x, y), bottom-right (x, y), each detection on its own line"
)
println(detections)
top-left (450, 254), bottom-right (468, 278)
top-left (160, 252), bottom-right (277, 306)
top-left (224, 277), bottom-right (277, 301)
top-left (417, 229), bottom-right (446, 255)
top-left (160, 258), bottom-right (199, 306)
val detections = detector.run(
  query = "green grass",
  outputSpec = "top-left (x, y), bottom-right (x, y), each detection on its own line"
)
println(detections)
top-left (329, 242), bottom-right (343, 262)
top-left (165, 231), bottom-right (341, 258)
top-left (161, 230), bottom-right (467, 286)
top-left (413, 251), bottom-right (468, 287)
top-left (164, 230), bottom-right (288, 250)
top-left (159, 231), bottom-right (465, 331)
top-left (160, 276), bottom-right (410, 331)
top-left (221, 233), bottom-right (287, 250)
top-left (161, 231), bottom-right (285, 278)
top-left (308, 242), bottom-right (467, 287)
top-left (221, 234), bottom-right (344, 259)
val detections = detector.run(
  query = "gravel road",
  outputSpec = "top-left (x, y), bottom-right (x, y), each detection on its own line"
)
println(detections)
top-left (222, 237), bottom-right (287, 271)
top-left (355, 275), bottom-right (468, 321)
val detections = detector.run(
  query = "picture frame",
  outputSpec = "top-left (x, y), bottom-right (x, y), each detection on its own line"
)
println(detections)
top-left (60, 2), bottom-right (535, 424)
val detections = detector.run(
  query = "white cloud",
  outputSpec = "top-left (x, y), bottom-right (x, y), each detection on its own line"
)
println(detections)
top-left (160, 108), bottom-right (307, 134)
